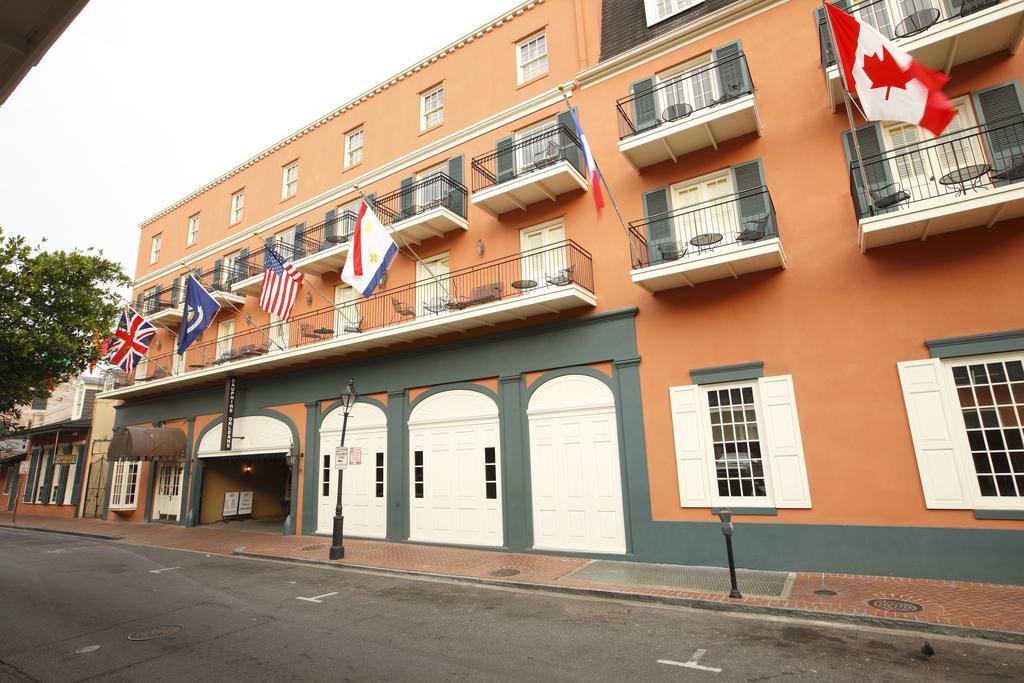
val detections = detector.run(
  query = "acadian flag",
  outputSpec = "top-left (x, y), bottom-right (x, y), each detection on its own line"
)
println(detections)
top-left (567, 107), bottom-right (605, 213)
top-left (340, 199), bottom-right (398, 297)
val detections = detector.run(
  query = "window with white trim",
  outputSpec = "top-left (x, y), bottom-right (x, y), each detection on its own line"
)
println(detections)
top-left (515, 116), bottom-right (559, 173)
top-left (230, 189), bottom-right (245, 224)
top-left (109, 460), bottom-right (139, 509)
top-left (517, 31), bottom-right (548, 84)
top-left (669, 374), bottom-right (811, 509)
top-left (150, 234), bottom-right (162, 264)
top-left (71, 383), bottom-right (86, 421)
top-left (898, 353), bottom-right (1024, 510)
top-left (420, 85), bottom-right (444, 130)
top-left (643, 0), bottom-right (706, 26)
top-left (344, 127), bottom-right (363, 167)
top-left (282, 161), bottom-right (299, 199)
top-left (216, 319), bottom-right (235, 360)
top-left (187, 214), bottom-right (200, 246)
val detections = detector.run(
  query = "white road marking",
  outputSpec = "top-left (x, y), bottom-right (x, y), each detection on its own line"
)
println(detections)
top-left (296, 591), bottom-right (338, 603)
top-left (148, 566), bottom-right (181, 574)
top-left (658, 649), bottom-right (722, 673)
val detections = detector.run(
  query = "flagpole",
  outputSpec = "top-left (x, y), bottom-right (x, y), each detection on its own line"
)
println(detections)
top-left (823, 2), bottom-right (875, 214)
top-left (556, 83), bottom-right (642, 268)
top-left (353, 185), bottom-right (452, 299)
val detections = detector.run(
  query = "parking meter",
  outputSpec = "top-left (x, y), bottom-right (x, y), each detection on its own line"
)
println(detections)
top-left (718, 508), bottom-right (734, 536)
top-left (717, 507), bottom-right (741, 598)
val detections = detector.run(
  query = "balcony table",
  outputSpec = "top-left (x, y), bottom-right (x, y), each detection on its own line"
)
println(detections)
top-left (939, 164), bottom-right (991, 196)
top-left (689, 232), bottom-right (723, 254)
top-left (895, 8), bottom-right (940, 38)
top-left (510, 279), bottom-right (538, 291)
top-left (312, 327), bottom-right (335, 336)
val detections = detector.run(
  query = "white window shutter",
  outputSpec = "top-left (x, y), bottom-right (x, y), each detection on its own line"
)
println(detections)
top-left (757, 375), bottom-right (812, 508)
top-left (669, 385), bottom-right (711, 507)
top-left (896, 359), bottom-right (971, 509)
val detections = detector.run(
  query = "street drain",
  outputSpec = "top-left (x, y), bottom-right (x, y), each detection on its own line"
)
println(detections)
top-left (814, 589), bottom-right (838, 596)
top-left (301, 544), bottom-right (325, 551)
top-left (490, 568), bottom-right (522, 577)
top-left (128, 625), bottom-right (183, 641)
top-left (867, 599), bottom-right (923, 613)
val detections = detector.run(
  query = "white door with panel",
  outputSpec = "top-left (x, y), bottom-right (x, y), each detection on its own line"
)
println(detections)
top-left (521, 222), bottom-right (566, 286)
top-left (318, 402), bottom-right (388, 537)
top-left (416, 254), bottom-right (450, 317)
top-left (409, 390), bottom-right (503, 546)
top-left (152, 462), bottom-right (184, 520)
top-left (528, 375), bottom-right (626, 553)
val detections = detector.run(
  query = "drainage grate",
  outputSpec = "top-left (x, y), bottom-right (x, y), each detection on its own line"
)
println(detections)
top-left (301, 544), bottom-right (325, 551)
top-left (490, 568), bottom-right (522, 577)
top-left (867, 598), bottom-right (924, 613)
top-left (128, 625), bottom-right (183, 641)
top-left (814, 589), bottom-right (838, 596)
top-left (561, 560), bottom-right (793, 598)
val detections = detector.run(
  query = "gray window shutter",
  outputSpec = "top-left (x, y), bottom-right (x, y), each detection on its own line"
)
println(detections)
top-left (69, 444), bottom-right (87, 506)
top-left (400, 176), bottom-right (415, 219)
top-left (56, 459), bottom-right (70, 505)
top-left (23, 448), bottom-right (40, 503)
top-left (951, 0), bottom-right (998, 18)
top-left (630, 78), bottom-right (658, 134)
top-left (367, 192), bottom-right (376, 205)
top-left (973, 81), bottom-right (1024, 184)
top-left (324, 208), bottom-right (337, 243)
top-left (152, 284), bottom-right (163, 313)
top-left (642, 187), bottom-right (672, 264)
top-left (213, 259), bottom-right (223, 288)
top-left (40, 448), bottom-right (54, 505)
top-left (557, 109), bottom-right (583, 174)
top-left (842, 124), bottom-right (892, 217)
top-left (446, 155), bottom-right (465, 216)
top-left (713, 41), bottom-right (751, 101)
top-left (731, 160), bottom-right (772, 235)
top-left (496, 135), bottom-right (516, 185)
top-left (134, 293), bottom-right (143, 311)
top-left (170, 277), bottom-right (180, 307)
top-left (292, 222), bottom-right (306, 259)
top-left (237, 247), bottom-right (249, 279)
top-left (192, 266), bottom-right (202, 281)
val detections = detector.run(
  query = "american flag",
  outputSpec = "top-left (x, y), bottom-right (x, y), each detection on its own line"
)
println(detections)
top-left (258, 243), bottom-right (304, 321)
top-left (105, 309), bottom-right (157, 373)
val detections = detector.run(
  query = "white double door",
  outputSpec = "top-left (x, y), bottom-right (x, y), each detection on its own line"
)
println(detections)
top-left (671, 172), bottom-right (737, 243)
top-left (152, 462), bottom-right (184, 520)
top-left (317, 403), bottom-right (387, 538)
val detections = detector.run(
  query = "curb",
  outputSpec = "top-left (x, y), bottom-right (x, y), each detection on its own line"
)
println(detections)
top-left (0, 523), bottom-right (124, 541)
top-left (234, 548), bottom-right (1024, 645)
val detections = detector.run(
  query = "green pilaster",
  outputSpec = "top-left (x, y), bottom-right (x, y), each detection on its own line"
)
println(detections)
top-left (386, 390), bottom-right (408, 541)
top-left (301, 401), bottom-right (320, 535)
top-left (69, 444), bottom-right (87, 511)
top-left (499, 375), bottom-right (529, 551)
top-left (55, 460), bottom-right (70, 506)
top-left (177, 418), bottom-right (195, 525)
top-left (40, 445), bottom-right (55, 505)
top-left (613, 357), bottom-right (647, 556)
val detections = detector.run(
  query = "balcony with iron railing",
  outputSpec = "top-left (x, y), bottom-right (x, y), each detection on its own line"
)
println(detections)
top-left (140, 285), bottom-right (184, 323)
top-left (103, 241), bottom-right (597, 398)
top-left (616, 52), bottom-right (760, 170)
top-left (628, 187), bottom-right (786, 291)
top-left (374, 172), bottom-right (469, 239)
top-left (849, 116), bottom-right (1024, 248)
top-left (817, 0), bottom-right (1023, 111)
top-left (470, 124), bottom-right (588, 217)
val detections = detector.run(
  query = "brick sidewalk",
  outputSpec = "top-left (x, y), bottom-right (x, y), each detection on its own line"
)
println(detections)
top-left (3, 511), bottom-right (1022, 638)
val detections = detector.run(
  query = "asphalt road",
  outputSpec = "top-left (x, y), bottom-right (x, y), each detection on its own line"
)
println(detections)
top-left (1, 528), bottom-right (1022, 682)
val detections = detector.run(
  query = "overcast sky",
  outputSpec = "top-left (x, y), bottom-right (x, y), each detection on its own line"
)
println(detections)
top-left (0, 0), bottom-right (513, 276)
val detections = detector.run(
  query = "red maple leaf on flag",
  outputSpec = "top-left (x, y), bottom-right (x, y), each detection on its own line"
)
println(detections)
top-left (863, 46), bottom-right (913, 100)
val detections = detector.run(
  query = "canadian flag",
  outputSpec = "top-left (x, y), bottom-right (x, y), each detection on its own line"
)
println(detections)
top-left (826, 4), bottom-right (954, 136)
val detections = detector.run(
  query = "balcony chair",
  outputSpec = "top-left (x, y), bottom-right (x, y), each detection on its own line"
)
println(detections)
top-left (423, 297), bottom-right (449, 314)
top-left (458, 283), bottom-right (503, 307)
top-left (214, 351), bottom-right (235, 365)
top-left (657, 243), bottom-right (686, 262)
top-left (959, 0), bottom-right (998, 17)
top-left (868, 181), bottom-right (911, 211)
top-left (533, 141), bottom-right (561, 169)
top-left (343, 318), bottom-right (362, 334)
top-left (736, 215), bottom-right (773, 243)
top-left (300, 323), bottom-right (321, 340)
top-left (546, 266), bottom-right (575, 287)
top-left (392, 297), bottom-right (416, 322)
top-left (989, 151), bottom-right (1024, 183)
top-left (662, 103), bottom-right (693, 122)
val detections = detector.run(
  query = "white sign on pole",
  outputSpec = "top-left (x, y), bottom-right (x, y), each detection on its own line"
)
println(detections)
top-left (223, 491), bottom-right (239, 517)
top-left (334, 446), bottom-right (348, 470)
top-left (18, 461), bottom-right (29, 474)
top-left (348, 447), bottom-right (363, 466)
top-left (238, 491), bottom-right (254, 515)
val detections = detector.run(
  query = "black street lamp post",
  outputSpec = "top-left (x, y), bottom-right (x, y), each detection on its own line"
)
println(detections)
top-left (329, 379), bottom-right (358, 560)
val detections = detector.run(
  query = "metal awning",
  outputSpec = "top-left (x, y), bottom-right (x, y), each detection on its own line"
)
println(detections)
top-left (109, 427), bottom-right (186, 462)
top-left (197, 450), bottom-right (288, 462)
top-left (0, 452), bottom-right (25, 465)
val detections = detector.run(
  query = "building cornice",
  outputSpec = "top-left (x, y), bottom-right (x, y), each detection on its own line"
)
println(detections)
top-left (574, 0), bottom-right (783, 89)
top-left (133, 85), bottom-right (572, 288)
top-left (138, 0), bottom-right (546, 229)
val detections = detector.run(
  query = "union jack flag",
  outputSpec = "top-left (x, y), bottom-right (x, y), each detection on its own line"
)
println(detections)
top-left (105, 309), bottom-right (157, 373)
top-left (259, 243), bottom-right (304, 321)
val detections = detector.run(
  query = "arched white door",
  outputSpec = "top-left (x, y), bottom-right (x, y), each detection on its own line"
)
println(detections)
top-left (318, 402), bottom-right (387, 537)
top-left (408, 390), bottom-right (502, 547)
top-left (528, 375), bottom-right (626, 554)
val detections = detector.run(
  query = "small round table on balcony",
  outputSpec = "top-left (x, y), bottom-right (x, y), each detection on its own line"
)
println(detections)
top-left (511, 279), bottom-right (538, 292)
top-left (689, 232), bottom-right (723, 254)
top-left (939, 164), bottom-right (991, 196)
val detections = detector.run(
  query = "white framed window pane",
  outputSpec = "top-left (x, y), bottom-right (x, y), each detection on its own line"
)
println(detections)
top-left (231, 191), bottom-right (245, 222)
top-left (518, 33), bottom-right (548, 82)
top-left (150, 235), bottom-right (161, 263)
top-left (346, 129), bottom-right (364, 167)
top-left (187, 215), bottom-right (200, 245)
top-left (706, 385), bottom-right (768, 499)
top-left (422, 87), bottom-right (444, 129)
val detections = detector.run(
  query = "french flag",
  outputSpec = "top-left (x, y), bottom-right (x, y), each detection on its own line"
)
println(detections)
top-left (567, 108), bottom-right (605, 213)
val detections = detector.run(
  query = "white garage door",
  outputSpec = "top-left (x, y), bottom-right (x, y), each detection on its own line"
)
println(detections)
top-left (318, 402), bottom-right (387, 538)
top-left (409, 390), bottom-right (502, 547)
top-left (528, 374), bottom-right (626, 554)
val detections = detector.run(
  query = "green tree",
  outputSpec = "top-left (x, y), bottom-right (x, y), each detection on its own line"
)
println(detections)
top-left (0, 228), bottom-right (129, 431)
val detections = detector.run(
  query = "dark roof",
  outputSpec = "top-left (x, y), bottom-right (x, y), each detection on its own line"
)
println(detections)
top-left (0, 0), bottom-right (90, 106)
top-left (9, 418), bottom-right (92, 439)
top-left (599, 0), bottom-right (745, 62)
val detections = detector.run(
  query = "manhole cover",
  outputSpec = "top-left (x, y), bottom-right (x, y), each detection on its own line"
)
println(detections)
top-left (490, 568), bottom-right (521, 577)
top-left (867, 599), bottom-right (923, 613)
top-left (75, 645), bottom-right (101, 654)
top-left (127, 625), bottom-right (183, 641)
top-left (301, 544), bottom-right (325, 551)
top-left (814, 589), bottom-right (838, 596)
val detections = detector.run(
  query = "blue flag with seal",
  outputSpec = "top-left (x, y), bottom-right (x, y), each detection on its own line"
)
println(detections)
top-left (177, 274), bottom-right (221, 355)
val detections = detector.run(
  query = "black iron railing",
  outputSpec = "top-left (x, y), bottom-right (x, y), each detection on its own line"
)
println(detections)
top-left (616, 52), bottom-right (753, 140)
top-left (817, 0), bottom-right (1001, 67)
top-left (140, 286), bottom-right (184, 315)
top-left (848, 116), bottom-right (1024, 219)
top-left (131, 240), bottom-right (594, 384)
top-left (375, 173), bottom-right (467, 223)
top-left (199, 263), bottom-right (248, 293)
top-left (471, 124), bottom-right (584, 192)
top-left (628, 188), bottom-right (778, 269)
